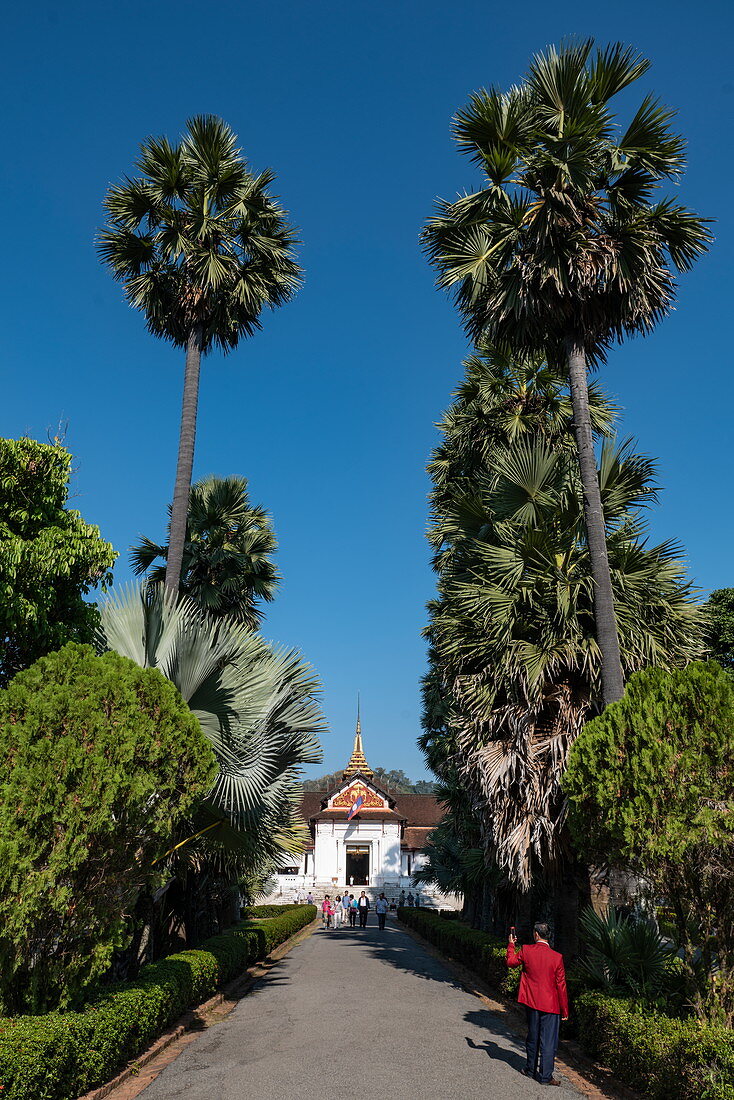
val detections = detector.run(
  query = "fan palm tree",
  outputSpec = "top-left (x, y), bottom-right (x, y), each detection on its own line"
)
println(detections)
top-left (130, 475), bottom-right (279, 629)
top-left (423, 41), bottom-right (711, 705)
top-left (423, 345), bottom-right (703, 911)
top-left (96, 584), bottom-right (323, 849)
top-left (99, 116), bottom-right (301, 594)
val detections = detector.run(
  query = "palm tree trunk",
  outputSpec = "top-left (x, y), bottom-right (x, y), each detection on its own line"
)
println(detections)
top-left (566, 338), bottom-right (625, 706)
top-left (165, 325), bottom-right (204, 593)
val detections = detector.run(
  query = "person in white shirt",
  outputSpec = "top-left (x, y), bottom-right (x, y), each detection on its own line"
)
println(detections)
top-left (375, 893), bottom-right (389, 931)
top-left (358, 892), bottom-right (370, 928)
top-left (333, 893), bottom-right (343, 929)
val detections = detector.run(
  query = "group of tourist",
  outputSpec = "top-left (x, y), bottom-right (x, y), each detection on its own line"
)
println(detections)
top-left (318, 891), bottom-right (391, 930)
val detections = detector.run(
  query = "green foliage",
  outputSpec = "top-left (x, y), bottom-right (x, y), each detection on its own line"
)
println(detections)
top-left (0, 906), bottom-right (315, 1100)
top-left (97, 584), bottom-right (324, 868)
top-left (578, 907), bottom-right (679, 1003)
top-left (0, 438), bottom-right (116, 685)
top-left (398, 908), bottom-right (519, 996)
top-left (704, 588), bottom-right (734, 671)
top-left (302, 768), bottom-right (434, 794)
top-left (565, 662), bottom-right (734, 1023)
top-left (242, 904), bottom-right (301, 919)
top-left (131, 475), bottom-right (280, 630)
top-left (422, 40), bottom-right (711, 358)
top-left (0, 643), bottom-right (216, 1014)
top-left (575, 992), bottom-right (734, 1100)
top-left (422, 344), bottom-right (703, 889)
top-left (98, 115), bottom-right (301, 353)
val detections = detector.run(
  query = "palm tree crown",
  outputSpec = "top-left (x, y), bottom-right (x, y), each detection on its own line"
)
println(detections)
top-left (99, 115), bottom-right (302, 593)
top-left (98, 115), bottom-right (302, 352)
top-left (423, 41), bottom-right (711, 706)
top-left (423, 40), bottom-right (711, 356)
top-left (424, 346), bottom-right (703, 889)
top-left (130, 475), bottom-right (279, 630)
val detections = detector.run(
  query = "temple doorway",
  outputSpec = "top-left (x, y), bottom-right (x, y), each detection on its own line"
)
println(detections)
top-left (346, 845), bottom-right (370, 885)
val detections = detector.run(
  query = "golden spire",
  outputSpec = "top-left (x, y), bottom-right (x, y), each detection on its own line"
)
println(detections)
top-left (343, 696), bottom-right (373, 779)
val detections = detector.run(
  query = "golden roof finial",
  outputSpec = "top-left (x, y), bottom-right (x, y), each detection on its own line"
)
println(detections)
top-left (343, 695), bottom-right (373, 779)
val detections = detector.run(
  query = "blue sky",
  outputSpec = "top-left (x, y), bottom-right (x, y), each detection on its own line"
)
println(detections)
top-left (3, 0), bottom-right (731, 781)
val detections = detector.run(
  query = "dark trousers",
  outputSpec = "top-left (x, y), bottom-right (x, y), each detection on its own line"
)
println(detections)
top-left (378, 912), bottom-right (386, 930)
top-left (349, 909), bottom-right (357, 926)
top-left (359, 908), bottom-right (368, 927)
top-left (525, 1007), bottom-right (560, 1084)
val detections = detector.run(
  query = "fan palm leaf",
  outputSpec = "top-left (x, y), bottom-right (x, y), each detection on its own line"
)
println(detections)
top-left (96, 584), bottom-right (324, 846)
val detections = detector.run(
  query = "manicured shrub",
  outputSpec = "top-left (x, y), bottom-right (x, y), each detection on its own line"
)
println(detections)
top-left (0, 643), bottom-right (216, 1014)
top-left (242, 903), bottom-right (301, 919)
top-left (576, 992), bottom-right (734, 1100)
top-left (0, 905), bottom-right (316, 1100)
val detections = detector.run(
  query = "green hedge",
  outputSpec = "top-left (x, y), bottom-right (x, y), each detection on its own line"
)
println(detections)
top-left (0, 904), bottom-right (316, 1100)
top-left (242, 903), bottom-right (302, 919)
top-left (576, 992), bottom-right (734, 1100)
top-left (398, 907), bottom-right (519, 996)
top-left (398, 908), bottom-right (734, 1100)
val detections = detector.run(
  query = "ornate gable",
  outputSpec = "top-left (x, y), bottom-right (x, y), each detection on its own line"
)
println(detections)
top-left (329, 777), bottom-right (389, 811)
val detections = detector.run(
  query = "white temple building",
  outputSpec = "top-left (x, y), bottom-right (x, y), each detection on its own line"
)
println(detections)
top-left (271, 714), bottom-right (457, 906)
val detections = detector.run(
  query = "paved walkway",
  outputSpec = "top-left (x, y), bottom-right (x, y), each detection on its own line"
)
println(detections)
top-left (141, 918), bottom-right (581, 1099)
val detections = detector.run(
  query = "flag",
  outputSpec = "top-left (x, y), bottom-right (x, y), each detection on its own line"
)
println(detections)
top-left (347, 794), bottom-right (364, 821)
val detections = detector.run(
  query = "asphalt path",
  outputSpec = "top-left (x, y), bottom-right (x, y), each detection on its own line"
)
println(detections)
top-left (141, 917), bottom-right (581, 1099)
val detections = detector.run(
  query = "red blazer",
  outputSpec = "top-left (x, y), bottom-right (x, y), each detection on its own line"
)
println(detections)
top-left (506, 940), bottom-right (569, 1017)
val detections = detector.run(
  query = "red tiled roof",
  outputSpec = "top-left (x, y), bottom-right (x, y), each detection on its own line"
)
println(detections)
top-left (402, 826), bottom-right (435, 849)
top-left (390, 793), bottom-right (444, 826)
top-left (299, 790), bottom-right (443, 827)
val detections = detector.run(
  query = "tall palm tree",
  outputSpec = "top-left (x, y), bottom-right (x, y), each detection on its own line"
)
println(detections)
top-left (99, 116), bottom-right (301, 594)
top-left (423, 41), bottom-right (711, 705)
top-left (424, 346), bottom-right (704, 899)
top-left (130, 474), bottom-right (279, 629)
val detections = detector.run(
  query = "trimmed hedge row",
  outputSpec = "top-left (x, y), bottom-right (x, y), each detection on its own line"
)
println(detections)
top-left (398, 907), bottom-right (519, 996)
top-left (398, 908), bottom-right (734, 1100)
top-left (242, 903), bottom-right (302, 919)
top-left (0, 904), bottom-right (316, 1100)
top-left (576, 992), bottom-right (734, 1100)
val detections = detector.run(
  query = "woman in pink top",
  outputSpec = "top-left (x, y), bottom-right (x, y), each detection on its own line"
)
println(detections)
top-left (321, 895), bottom-right (332, 929)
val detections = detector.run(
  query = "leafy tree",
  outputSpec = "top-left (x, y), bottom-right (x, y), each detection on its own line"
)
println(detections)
top-left (131, 474), bottom-right (279, 629)
top-left (421, 344), bottom-right (703, 944)
top-left (302, 768), bottom-right (434, 794)
top-left (0, 643), bottom-right (215, 1013)
top-left (99, 116), bottom-right (301, 593)
top-left (423, 40), bottom-right (711, 705)
top-left (564, 661), bottom-right (734, 1023)
top-left (97, 584), bottom-right (324, 941)
top-left (0, 438), bottom-right (116, 685)
top-left (704, 588), bottom-right (734, 671)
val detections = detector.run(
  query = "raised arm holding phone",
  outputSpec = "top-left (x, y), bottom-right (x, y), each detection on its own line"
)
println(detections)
top-left (506, 922), bottom-right (569, 1087)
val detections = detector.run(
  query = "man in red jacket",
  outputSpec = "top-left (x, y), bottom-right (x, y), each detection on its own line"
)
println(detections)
top-left (506, 922), bottom-right (569, 1087)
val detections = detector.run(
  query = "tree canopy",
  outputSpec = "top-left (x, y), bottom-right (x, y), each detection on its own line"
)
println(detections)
top-left (131, 474), bottom-right (279, 629)
top-left (0, 438), bottom-right (116, 685)
top-left (421, 342), bottom-right (702, 940)
top-left (98, 115), bottom-right (301, 592)
top-left (302, 768), bottom-right (434, 794)
top-left (564, 661), bottom-right (734, 1023)
top-left (704, 587), bottom-right (734, 671)
top-left (423, 40), bottom-right (711, 705)
top-left (0, 643), bottom-right (215, 1013)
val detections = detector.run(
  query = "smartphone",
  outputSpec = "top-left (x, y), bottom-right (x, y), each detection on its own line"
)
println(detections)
top-left (510, 926), bottom-right (516, 937)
